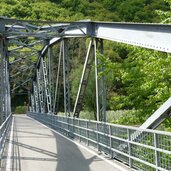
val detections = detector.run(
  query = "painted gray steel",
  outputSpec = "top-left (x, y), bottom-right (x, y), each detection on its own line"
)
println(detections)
top-left (28, 112), bottom-right (171, 171)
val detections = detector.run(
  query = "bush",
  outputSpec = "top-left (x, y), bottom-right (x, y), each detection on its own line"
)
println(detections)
top-left (112, 110), bottom-right (142, 126)
top-left (14, 106), bottom-right (28, 114)
top-left (107, 110), bottom-right (128, 123)
top-left (79, 111), bottom-right (96, 120)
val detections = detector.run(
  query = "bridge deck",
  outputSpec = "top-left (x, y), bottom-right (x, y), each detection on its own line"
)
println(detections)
top-left (2, 115), bottom-right (131, 171)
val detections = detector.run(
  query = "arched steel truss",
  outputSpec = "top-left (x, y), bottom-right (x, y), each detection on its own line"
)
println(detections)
top-left (1, 17), bottom-right (171, 128)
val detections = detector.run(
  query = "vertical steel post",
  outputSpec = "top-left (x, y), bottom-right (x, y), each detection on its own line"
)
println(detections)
top-left (41, 57), bottom-right (52, 113)
top-left (128, 128), bottom-right (132, 167)
top-left (28, 90), bottom-right (32, 112)
top-left (4, 59), bottom-right (7, 120)
top-left (62, 39), bottom-right (70, 116)
top-left (94, 38), bottom-right (106, 122)
top-left (3, 40), bottom-right (8, 121)
top-left (37, 69), bottom-right (44, 113)
top-left (78, 119), bottom-right (81, 142)
top-left (0, 37), bottom-right (4, 124)
top-left (94, 38), bottom-right (100, 121)
top-left (0, 36), bottom-right (10, 124)
top-left (6, 60), bottom-right (11, 118)
top-left (96, 122), bottom-right (100, 151)
top-left (5, 62), bottom-right (9, 117)
top-left (33, 82), bottom-right (39, 112)
top-left (109, 125), bottom-right (113, 158)
top-left (99, 39), bottom-right (106, 122)
top-left (86, 121), bottom-right (89, 146)
top-left (5, 37), bottom-right (10, 119)
top-left (6, 39), bottom-right (11, 119)
top-left (0, 23), bottom-right (5, 125)
top-left (30, 94), bottom-right (35, 112)
top-left (154, 133), bottom-right (159, 170)
top-left (48, 47), bottom-right (54, 112)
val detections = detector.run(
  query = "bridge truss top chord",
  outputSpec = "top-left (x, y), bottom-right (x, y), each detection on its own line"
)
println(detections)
top-left (0, 16), bottom-right (171, 127)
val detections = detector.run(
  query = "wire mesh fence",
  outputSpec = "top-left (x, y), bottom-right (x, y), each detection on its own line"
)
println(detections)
top-left (28, 112), bottom-right (171, 171)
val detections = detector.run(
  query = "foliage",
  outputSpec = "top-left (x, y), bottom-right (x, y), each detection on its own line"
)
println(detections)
top-left (79, 111), bottom-right (95, 120)
top-left (70, 55), bottom-right (96, 117)
top-left (0, 0), bottom-right (168, 22)
top-left (0, 0), bottom-right (73, 21)
top-left (14, 106), bottom-right (28, 114)
top-left (156, 0), bottom-right (171, 23)
top-left (98, 43), bottom-right (171, 124)
top-left (106, 110), bottom-right (132, 123)
top-left (115, 0), bottom-right (169, 22)
top-left (2, 0), bottom-right (171, 128)
top-left (111, 110), bottom-right (142, 126)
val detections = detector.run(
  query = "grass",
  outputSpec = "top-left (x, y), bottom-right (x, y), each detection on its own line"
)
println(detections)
top-left (57, 110), bottom-right (138, 125)
top-left (106, 110), bottom-right (128, 123)
top-left (14, 106), bottom-right (28, 114)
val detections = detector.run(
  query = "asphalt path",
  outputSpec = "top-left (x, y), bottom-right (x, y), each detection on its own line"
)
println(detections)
top-left (2, 115), bottom-right (132, 171)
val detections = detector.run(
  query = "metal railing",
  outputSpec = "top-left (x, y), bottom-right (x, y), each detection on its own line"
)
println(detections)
top-left (0, 114), bottom-right (12, 161)
top-left (28, 112), bottom-right (171, 171)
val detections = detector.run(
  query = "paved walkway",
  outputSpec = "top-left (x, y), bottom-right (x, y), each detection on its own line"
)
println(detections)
top-left (2, 115), bottom-right (132, 171)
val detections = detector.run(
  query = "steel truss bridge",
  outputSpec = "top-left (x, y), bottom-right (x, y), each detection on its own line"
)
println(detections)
top-left (0, 17), bottom-right (171, 171)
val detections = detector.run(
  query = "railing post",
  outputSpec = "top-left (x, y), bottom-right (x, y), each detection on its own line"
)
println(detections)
top-left (154, 133), bottom-right (159, 171)
top-left (51, 114), bottom-right (53, 128)
top-left (109, 125), bottom-right (113, 158)
top-left (71, 117), bottom-right (74, 138)
top-left (67, 116), bottom-right (69, 137)
top-left (86, 121), bottom-right (89, 146)
top-left (127, 128), bottom-right (132, 168)
top-left (96, 122), bottom-right (99, 151)
top-left (78, 119), bottom-right (81, 142)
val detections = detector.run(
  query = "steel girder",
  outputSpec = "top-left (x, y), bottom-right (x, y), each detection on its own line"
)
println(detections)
top-left (31, 38), bottom-right (71, 116)
top-left (2, 18), bottom-right (171, 53)
top-left (62, 39), bottom-right (70, 116)
top-left (0, 36), bottom-right (11, 124)
top-left (95, 39), bottom-right (106, 122)
top-left (1, 18), bottom-right (171, 126)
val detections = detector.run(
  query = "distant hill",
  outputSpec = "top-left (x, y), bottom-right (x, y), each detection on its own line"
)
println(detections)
top-left (0, 0), bottom-right (169, 22)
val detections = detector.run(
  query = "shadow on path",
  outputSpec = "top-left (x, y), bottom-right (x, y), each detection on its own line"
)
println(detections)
top-left (4, 115), bottom-right (122, 171)
top-left (14, 116), bottom-right (97, 171)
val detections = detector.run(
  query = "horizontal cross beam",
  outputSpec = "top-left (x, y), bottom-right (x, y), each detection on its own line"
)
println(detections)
top-left (1, 19), bottom-right (171, 53)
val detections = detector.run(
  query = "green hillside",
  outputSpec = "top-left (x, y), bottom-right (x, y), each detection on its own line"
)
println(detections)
top-left (0, 0), bottom-right (168, 22)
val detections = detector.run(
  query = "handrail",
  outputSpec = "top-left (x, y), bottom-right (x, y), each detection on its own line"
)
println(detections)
top-left (0, 114), bottom-right (12, 130)
top-left (33, 112), bottom-right (171, 137)
top-left (28, 112), bottom-right (171, 171)
top-left (0, 114), bottom-right (12, 160)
